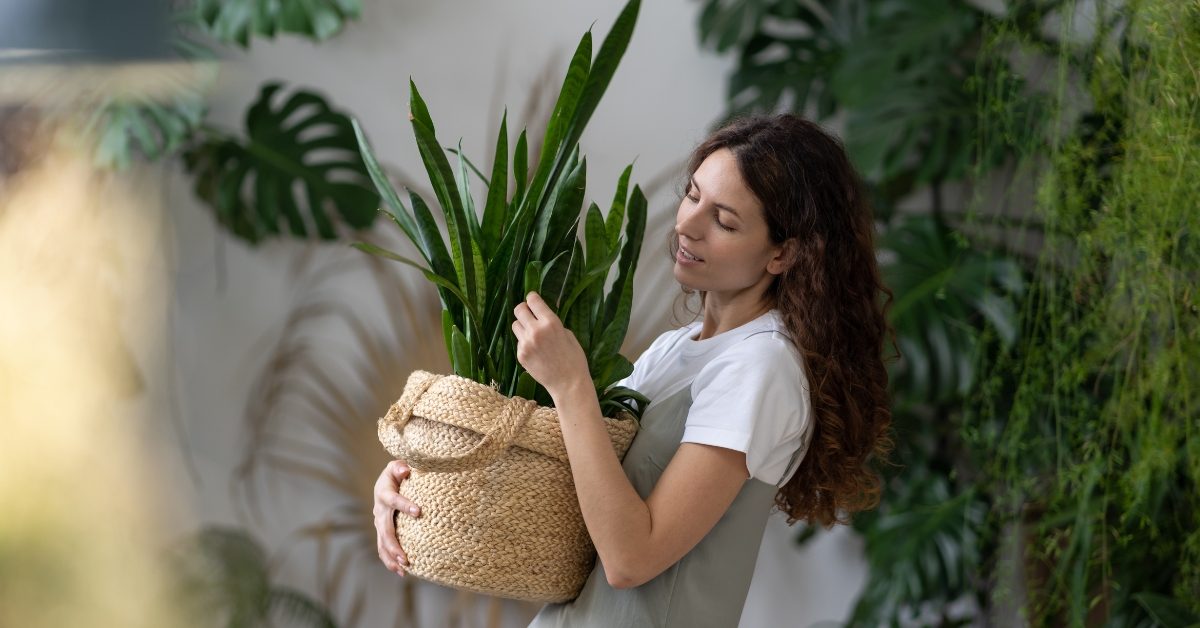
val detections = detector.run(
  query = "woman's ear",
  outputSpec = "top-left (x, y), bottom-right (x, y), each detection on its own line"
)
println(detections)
top-left (767, 237), bottom-right (800, 275)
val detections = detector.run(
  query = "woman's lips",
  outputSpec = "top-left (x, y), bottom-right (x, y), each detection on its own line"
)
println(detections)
top-left (677, 247), bottom-right (704, 265)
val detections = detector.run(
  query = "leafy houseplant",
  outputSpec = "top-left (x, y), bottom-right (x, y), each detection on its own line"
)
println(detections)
top-left (351, 0), bottom-right (648, 604)
top-left (352, 0), bottom-right (648, 419)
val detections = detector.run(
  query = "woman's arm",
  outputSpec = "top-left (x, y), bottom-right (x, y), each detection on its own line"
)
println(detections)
top-left (552, 380), bottom-right (749, 589)
top-left (511, 291), bottom-right (750, 589)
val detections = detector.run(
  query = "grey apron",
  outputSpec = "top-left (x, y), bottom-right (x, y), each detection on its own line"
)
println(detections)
top-left (528, 379), bottom-right (797, 628)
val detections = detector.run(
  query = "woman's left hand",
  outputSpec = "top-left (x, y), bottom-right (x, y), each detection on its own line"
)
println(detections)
top-left (512, 291), bottom-right (591, 399)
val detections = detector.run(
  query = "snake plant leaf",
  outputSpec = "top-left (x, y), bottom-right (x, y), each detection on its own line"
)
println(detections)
top-left (409, 83), bottom-right (481, 309)
top-left (515, 372), bottom-right (538, 403)
top-left (605, 164), bottom-right (632, 251)
top-left (563, 0), bottom-right (641, 157)
top-left (349, 243), bottom-right (473, 316)
top-left (193, 0), bottom-right (360, 48)
top-left (182, 82), bottom-right (379, 245)
top-left (480, 112), bottom-right (510, 258)
top-left (584, 202), bottom-right (610, 275)
top-left (449, 323), bottom-right (474, 378)
top-left (513, 128), bottom-right (529, 200)
top-left (523, 261), bottom-right (543, 298)
top-left (534, 30), bottom-right (592, 200)
top-left (406, 191), bottom-right (456, 297)
top-left (535, 152), bottom-right (586, 260)
top-left (602, 185), bottom-right (647, 335)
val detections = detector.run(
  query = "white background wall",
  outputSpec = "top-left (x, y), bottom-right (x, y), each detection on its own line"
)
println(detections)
top-left (150, 0), bottom-right (869, 625)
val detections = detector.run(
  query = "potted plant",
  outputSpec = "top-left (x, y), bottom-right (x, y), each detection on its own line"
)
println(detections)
top-left (351, 0), bottom-right (648, 603)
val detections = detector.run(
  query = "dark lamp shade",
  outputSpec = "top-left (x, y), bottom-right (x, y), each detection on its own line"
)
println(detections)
top-left (0, 0), bottom-right (172, 64)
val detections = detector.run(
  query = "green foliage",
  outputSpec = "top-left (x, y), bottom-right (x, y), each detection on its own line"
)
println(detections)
top-left (965, 0), bottom-right (1200, 623)
top-left (696, 0), bottom-right (1049, 214)
top-left (881, 214), bottom-right (1025, 403)
top-left (352, 0), bottom-right (648, 418)
top-left (90, 1), bottom-right (381, 243)
top-left (172, 526), bottom-right (337, 628)
top-left (705, 0), bottom-right (1200, 624)
top-left (192, 0), bottom-right (361, 48)
top-left (182, 82), bottom-right (380, 244)
top-left (87, 8), bottom-right (218, 171)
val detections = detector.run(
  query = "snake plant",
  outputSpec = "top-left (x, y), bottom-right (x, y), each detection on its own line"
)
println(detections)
top-left (351, 0), bottom-right (648, 420)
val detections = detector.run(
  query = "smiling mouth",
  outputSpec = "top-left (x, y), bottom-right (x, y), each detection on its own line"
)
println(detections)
top-left (679, 247), bottom-right (704, 262)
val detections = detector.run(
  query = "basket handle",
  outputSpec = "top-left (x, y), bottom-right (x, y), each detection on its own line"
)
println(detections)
top-left (383, 374), bottom-right (539, 473)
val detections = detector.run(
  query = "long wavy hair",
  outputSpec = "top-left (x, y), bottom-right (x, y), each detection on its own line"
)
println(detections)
top-left (669, 113), bottom-right (898, 528)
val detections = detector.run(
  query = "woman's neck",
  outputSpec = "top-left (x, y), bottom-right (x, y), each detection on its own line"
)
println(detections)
top-left (693, 295), bottom-right (774, 341)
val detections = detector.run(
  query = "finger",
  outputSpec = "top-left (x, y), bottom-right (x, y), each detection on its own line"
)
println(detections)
top-left (389, 493), bottom-right (420, 517)
top-left (525, 291), bottom-right (557, 320)
top-left (511, 319), bottom-right (525, 337)
top-left (513, 301), bottom-right (537, 326)
top-left (377, 511), bottom-right (408, 567)
top-left (385, 460), bottom-right (411, 481)
top-left (376, 529), bottom-right (399, 572)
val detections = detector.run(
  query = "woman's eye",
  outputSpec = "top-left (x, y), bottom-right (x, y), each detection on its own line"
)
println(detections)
top-left (713, 210), bottom-right (735, 232)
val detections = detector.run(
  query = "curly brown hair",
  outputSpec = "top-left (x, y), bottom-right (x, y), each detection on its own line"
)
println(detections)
top-left (669, 113), bottom-right (899, 528)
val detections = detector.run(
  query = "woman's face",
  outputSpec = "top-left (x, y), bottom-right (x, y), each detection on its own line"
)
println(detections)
top-left (673, 148), bottom-right (788, 296)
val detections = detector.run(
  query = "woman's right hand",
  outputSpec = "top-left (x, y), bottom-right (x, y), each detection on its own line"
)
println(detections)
top-left (373, 459), bottom-right (422, 576)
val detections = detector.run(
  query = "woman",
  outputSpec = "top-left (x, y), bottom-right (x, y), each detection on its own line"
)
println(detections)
top-left (372, 113), bottom-right (897, 626)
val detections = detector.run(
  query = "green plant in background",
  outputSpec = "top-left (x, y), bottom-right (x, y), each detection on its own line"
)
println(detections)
top-left (699, 0), bottom-right (1199, 625)
top-left (351, 0), bottom-right (649, 418)
top-left (172, 525), bottom-right (338, 628)
top-left (964, 0), bottom-right (1200, 624)
top-left (697, 0), bottom-right (1048, 220)
top-left (87, 0), bottom-right (384, 243)
top-left (181, 82), bottom-right (380, 244)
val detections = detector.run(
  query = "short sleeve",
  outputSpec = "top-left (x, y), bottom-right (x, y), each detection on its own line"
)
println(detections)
top-left (681, 332), bottom-right (810, 485)
top-left (611, 326), bottom-right (688, 394)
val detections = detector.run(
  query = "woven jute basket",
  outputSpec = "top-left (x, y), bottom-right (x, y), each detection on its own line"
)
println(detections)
top-left (377, 369), bottom-right (640, 603)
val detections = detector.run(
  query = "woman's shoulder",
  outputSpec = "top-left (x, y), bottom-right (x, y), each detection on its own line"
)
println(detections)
top-left (710, 312), bottom-right (803, 373)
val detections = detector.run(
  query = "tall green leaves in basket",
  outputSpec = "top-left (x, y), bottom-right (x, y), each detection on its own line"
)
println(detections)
top-left (351, 0), bottom-right (648, 420)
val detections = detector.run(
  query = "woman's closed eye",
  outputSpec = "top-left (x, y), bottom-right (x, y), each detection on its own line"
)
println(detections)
top-left (685, 192), bottom-right (736, 232)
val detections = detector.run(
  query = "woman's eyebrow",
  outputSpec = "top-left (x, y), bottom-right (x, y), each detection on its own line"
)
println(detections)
top-left (689, 177), bottom-right (742, 218)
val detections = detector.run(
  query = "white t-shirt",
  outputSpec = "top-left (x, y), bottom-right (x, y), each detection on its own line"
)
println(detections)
top-left (614, 309), bottom-right (813, 486)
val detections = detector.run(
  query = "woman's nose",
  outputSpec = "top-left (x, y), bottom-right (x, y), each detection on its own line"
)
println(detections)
top-left (675, 200), bottom-right (705, 241)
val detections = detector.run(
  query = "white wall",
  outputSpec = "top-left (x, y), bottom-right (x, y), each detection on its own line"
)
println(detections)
top-left (154, 0), bottom-right (868, 625)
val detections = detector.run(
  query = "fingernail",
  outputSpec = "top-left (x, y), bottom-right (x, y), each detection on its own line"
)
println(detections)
top-left (409, 506), bottom-right (419, 515)
top-left (398, 555), bottom-right (407, 566)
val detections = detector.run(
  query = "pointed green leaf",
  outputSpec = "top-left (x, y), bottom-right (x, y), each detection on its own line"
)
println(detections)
top-left (481, 112), bottom-right (510, 257)
top-left (605, 163), bottom-right (633, 250)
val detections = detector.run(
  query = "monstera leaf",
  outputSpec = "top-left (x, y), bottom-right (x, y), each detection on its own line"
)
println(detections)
top-left (849, 476), bottom-right (986, 625)
top-left (703, 0), bottom-right (860, 121)
top-left (183, 82), bottom-right (379, 244)
top-left (881, 213), bottom-right (1025, 403)
top-left (829, 0), bottom-right (983, 183)
top-left (193, 0), bottom-right (361, 48)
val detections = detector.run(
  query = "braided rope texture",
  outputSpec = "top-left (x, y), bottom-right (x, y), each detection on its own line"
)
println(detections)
top-left (377, 370), bottom-right (640, 603)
